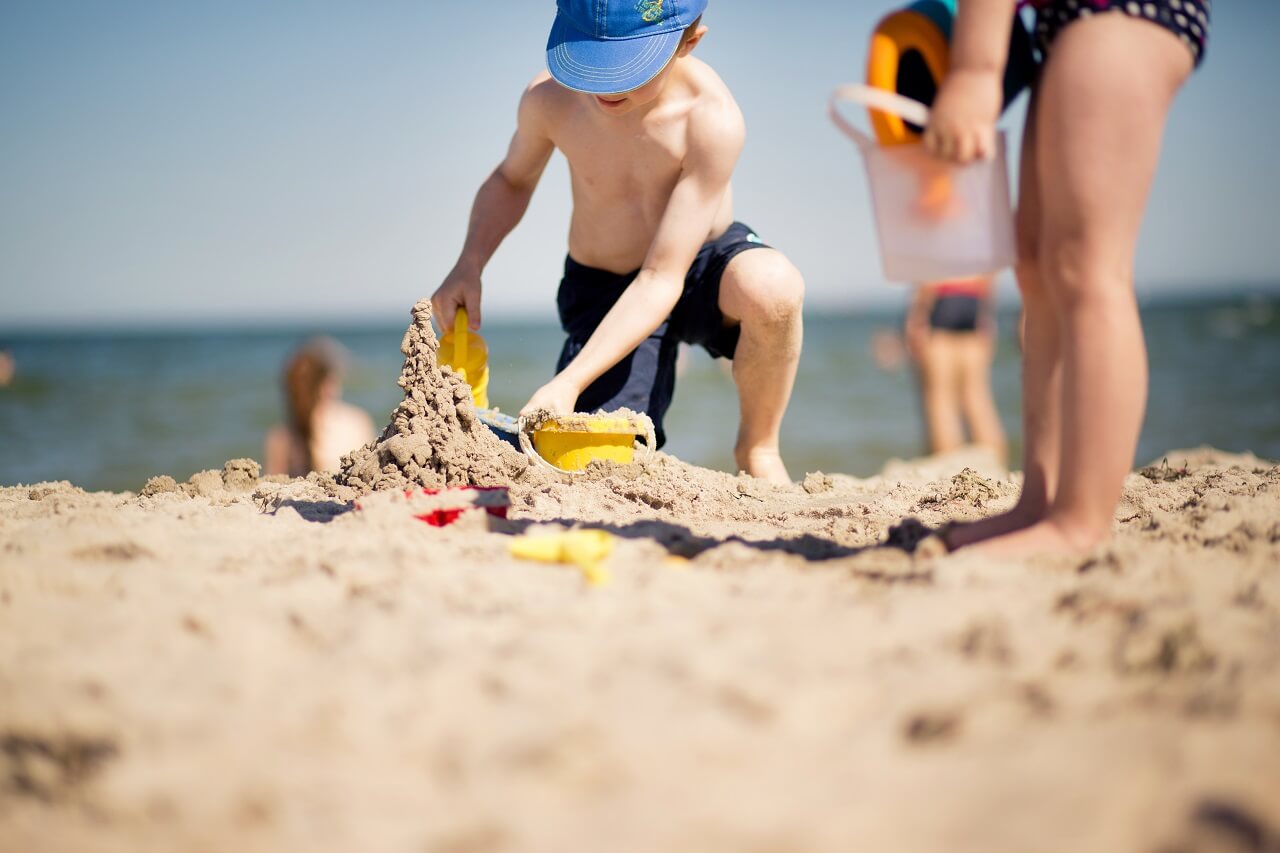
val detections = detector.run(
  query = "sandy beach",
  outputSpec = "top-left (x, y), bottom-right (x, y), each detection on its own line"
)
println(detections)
top-left (2, 303), bottom-right (1278, 853)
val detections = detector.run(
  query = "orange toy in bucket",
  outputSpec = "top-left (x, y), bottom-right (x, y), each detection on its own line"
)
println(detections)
top-left (830, 84), bottom-right (1015, 283)
top-left (829, 0), bottom-right (1035, 282)
top-left (863, 0), bottom-right (1036, 146)
top-left (864, 0), bottom-right (959, 222)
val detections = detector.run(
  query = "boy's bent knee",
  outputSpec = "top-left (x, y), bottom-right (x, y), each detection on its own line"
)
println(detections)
top-left (723, 250), bottom-right (804, 325)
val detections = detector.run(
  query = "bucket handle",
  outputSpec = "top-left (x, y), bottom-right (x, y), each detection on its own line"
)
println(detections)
top-left (828, 83), bottom-right (932, 149)
top-left (517, 414), bottom-right (657, 475)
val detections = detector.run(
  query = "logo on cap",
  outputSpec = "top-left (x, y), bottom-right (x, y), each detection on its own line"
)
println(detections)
top-left (635, 0), bottom-right (665, 24)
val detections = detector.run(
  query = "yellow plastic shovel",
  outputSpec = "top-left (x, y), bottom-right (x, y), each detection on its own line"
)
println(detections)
top-left (508, 528), bottom-right (615, 586)
top-left (438, 307), bottom-right (490, 409)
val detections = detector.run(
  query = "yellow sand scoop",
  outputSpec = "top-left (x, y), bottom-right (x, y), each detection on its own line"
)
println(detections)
top-left (438, 307), bottom-right (490, 409)
top-left (518, 411), bottom-right (656, 474)
top-left (508, 528), bottom-right (615, 586)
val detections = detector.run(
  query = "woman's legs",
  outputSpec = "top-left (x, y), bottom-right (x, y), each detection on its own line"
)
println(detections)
top-left (975, 13), bottom-right (1192, 555)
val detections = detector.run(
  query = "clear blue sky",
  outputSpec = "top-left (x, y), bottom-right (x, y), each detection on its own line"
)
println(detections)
top-left (2, 1), bottom-right (1277, 328)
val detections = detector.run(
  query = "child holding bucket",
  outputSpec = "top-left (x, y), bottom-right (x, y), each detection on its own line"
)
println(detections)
top-left (924, 0), bottom-right (1208, 555)
top-left (430, 0), bottom-right (804, 484)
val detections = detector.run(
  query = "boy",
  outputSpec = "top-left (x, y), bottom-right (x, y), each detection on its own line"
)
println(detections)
top-left (430, 0), bottom-right (804, 484)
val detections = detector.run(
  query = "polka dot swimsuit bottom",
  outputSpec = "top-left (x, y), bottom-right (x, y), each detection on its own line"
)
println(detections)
top-left (1031, 0), bottom-right (1211, 66)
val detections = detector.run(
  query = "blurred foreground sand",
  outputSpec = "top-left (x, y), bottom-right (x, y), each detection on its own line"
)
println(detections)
top-left (2, 445), bottom-right (1278, 853)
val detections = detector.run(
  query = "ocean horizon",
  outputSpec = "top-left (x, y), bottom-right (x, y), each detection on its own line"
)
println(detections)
top-left (2, 289), bottom-right (1277, 493)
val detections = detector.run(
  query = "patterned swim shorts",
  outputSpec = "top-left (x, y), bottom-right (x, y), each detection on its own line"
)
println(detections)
top-left (1031, 0), bottom-right (1210, 66)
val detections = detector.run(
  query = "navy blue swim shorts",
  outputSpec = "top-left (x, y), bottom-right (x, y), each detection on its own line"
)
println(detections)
top-left (929, 294), bottom-right (982, 333)
top-left (555, 221), bottom-right (770, 448)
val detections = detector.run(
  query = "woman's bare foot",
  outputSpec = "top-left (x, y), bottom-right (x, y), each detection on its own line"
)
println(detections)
top-left (941, 500), bottom-right (1046, 551)
top-left (736, 446), bottom-right (791, 485)
top-left (967, 518), bottom-right (1105, 558)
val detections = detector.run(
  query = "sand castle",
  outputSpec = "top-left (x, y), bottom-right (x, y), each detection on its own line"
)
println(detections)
top-left (329, 299), bottom-right (803, 530)
top-left (337, 299), bottom-right (530, 494)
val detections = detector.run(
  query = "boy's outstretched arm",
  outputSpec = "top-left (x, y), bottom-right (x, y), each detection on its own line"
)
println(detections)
top-left (924, 0), bottom-right (1017, 164)
top-left (520, 103), bottom-right (744, 416)
top-left (432, 77), bottom-right (556, 332)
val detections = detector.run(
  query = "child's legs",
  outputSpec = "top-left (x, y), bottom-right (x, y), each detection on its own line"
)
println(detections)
top-left (1035, 14), bottom-right (1192, 540)
top-left (956, 335), bottom-right (1007, 466)
top-left (919, 333), bottom-right (965, 455)
top-left (1013, 88), bottom-right (1063, 515)
top-left (717, 248), bottom-right (804, 483)
top-left (943, 94), bottom-right (1054, 550)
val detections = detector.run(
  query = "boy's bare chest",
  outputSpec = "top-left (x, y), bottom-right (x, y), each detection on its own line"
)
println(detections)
top-left (555, 116), bottom-right (687, 198)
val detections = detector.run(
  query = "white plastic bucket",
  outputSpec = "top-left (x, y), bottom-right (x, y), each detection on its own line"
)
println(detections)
top-left (829, 84), bottom-right (1016, 284)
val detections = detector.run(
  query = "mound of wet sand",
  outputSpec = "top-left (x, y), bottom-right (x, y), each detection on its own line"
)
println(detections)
top-left (337, 299), bottom-right (531, 493)
top-left (325, 298), bottom-right (869, 548)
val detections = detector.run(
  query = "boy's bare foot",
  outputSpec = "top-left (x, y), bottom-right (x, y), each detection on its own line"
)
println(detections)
top-left (968, 519), bottom-right (1105, 558)
top-left (736, 446), bottom-right (791, 485)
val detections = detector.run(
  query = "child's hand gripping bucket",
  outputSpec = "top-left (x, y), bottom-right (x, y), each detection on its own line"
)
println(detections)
top-left (829, 83), bottom-right (1016, 283)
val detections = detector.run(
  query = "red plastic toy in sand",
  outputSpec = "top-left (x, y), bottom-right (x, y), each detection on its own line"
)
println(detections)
top-left (410, 486), bottom-right (509, 527)
top-left (354, 485), bottom-right (510, 527)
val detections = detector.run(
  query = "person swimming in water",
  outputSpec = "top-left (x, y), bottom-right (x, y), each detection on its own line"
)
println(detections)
top-left (264, 337), bottom-right (375, 477)
top-left (905, 276), bottom-right (1007, 466)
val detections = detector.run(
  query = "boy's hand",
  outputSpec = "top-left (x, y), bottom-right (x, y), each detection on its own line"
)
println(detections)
top-left (431, 263), bottom-right (483, 332)
top-left (923, 68), bottom-right (1002, 164)
top-left (520, 376), bottom-right (582, 418)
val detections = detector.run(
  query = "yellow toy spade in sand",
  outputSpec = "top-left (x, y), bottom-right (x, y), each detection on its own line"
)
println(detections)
top-left (438, 307), bottom-right (490, 409)
top-left (508, 528), bottom-right (615, 587)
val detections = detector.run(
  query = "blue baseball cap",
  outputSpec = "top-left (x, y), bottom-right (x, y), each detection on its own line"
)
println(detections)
top-left (546, 0), bottom-right (709, 95)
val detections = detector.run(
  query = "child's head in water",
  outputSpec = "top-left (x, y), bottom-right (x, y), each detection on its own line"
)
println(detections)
top-left (283, 338), bottom-right (348, 466)
top-left (0, 347), bottom-right (14, 388)
top-left (266, 336), bottom-right (373, 478)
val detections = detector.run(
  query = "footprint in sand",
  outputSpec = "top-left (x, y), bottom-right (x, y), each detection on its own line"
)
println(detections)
top-left (1, 731), bottom-right (118, 802)
top-left (71, 541), bottom-right (153, 561)
top-left (1159, 798), bottom-right (1280, 853)
top-left (901, 709), bottom-right (962, 745)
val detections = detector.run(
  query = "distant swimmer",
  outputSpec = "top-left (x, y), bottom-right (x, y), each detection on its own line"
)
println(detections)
top-left (264, 337), bottom-right (375, 477)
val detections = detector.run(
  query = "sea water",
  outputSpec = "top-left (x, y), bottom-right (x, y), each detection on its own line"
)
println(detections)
top-left (2, 292), bottom-right (1277, 493)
